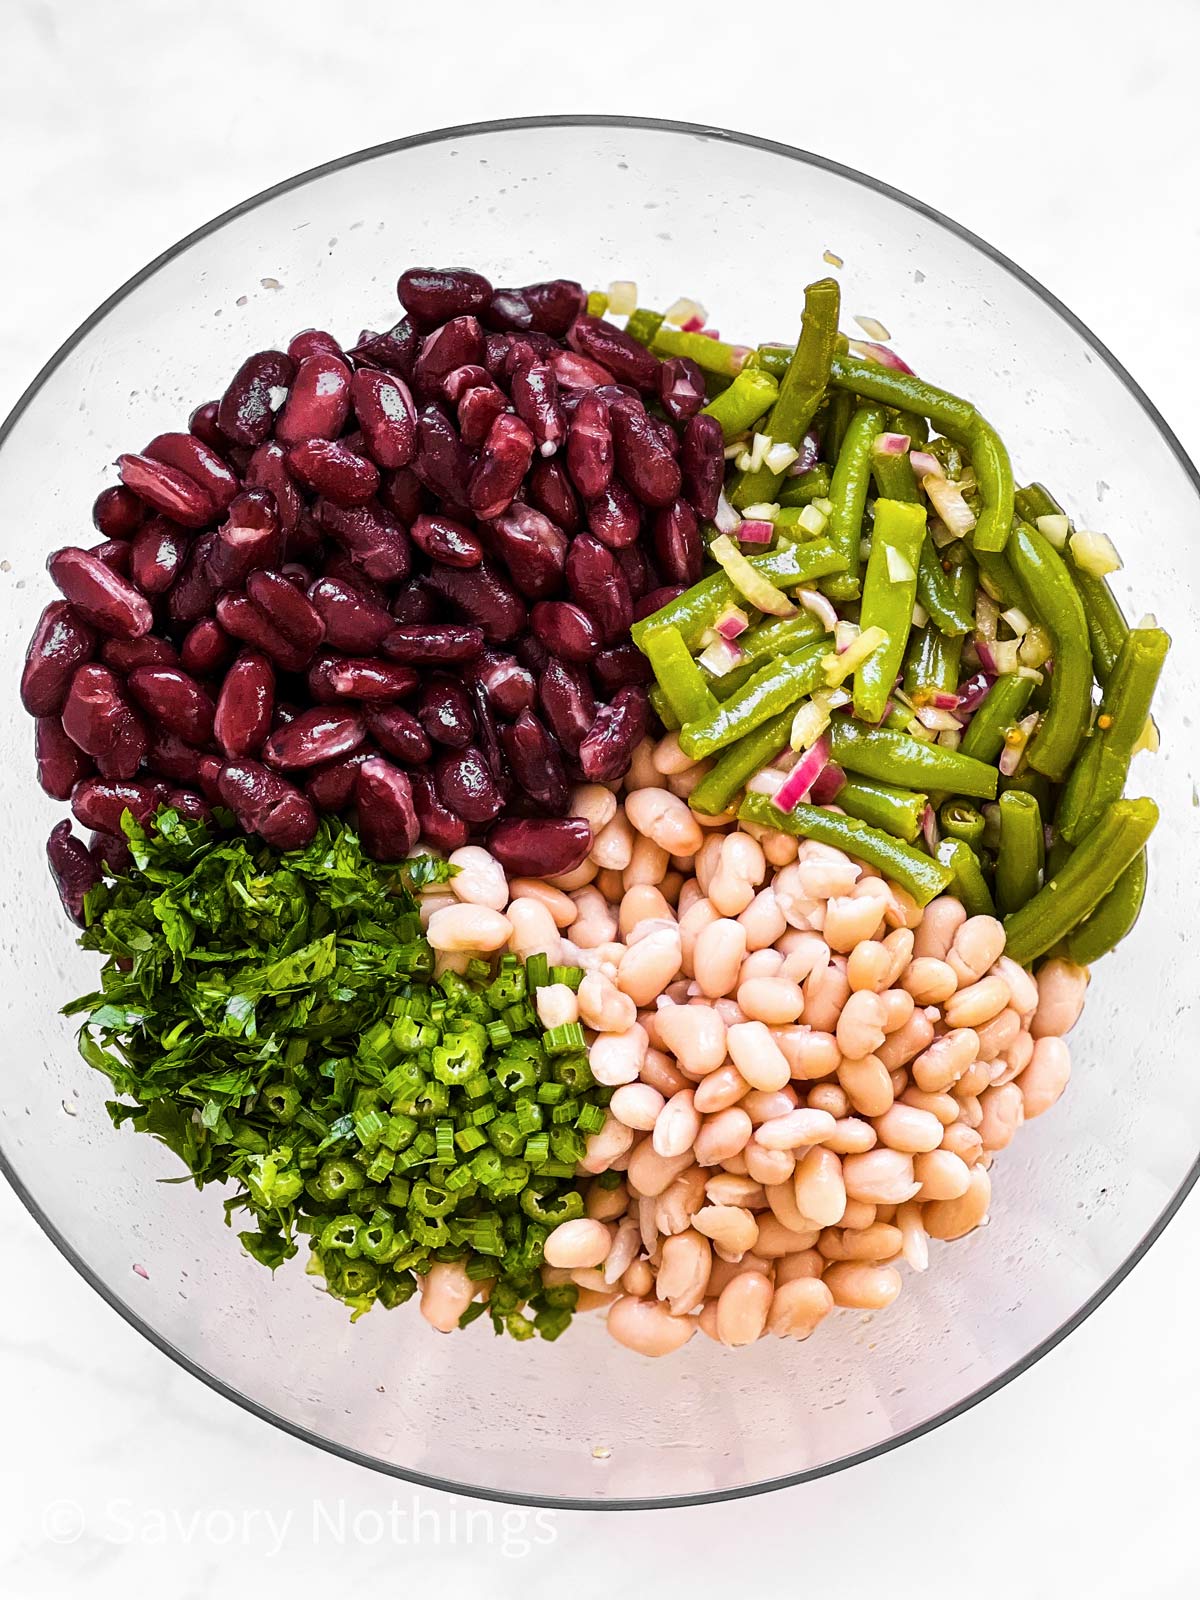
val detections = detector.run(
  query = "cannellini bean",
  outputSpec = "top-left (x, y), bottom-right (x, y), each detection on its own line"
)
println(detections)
top-left (940, 1122), bottom-right (983, 1164)
top-left (694, 833), bottom-right (725, 895)
top-left (595, 868), bottom-right (624, 903)
top-left (824, 1262), bottom-right (902, 1310)
top-left (739, 886), bottom-right (787, 952)
top-left (618, 884), bottom-right (674, 936)
top-left (792, 1146), bottom-right (847, 1227)
top-left (837, 1054), bottom-right (895, 1118)
top-left (611, 1082), bottom-right (666, 1131)
top-left (625, 833), bottom-right (670, 888)
top-left (954, 1061), bottom-right (991, 1098)
top-left (802, 959), bottom-right (851, 1031)
top-left (544, 1218), bottom-right (611, 1269)
top-left (773, 864), bottom-right (823, 929)
top-left (874, 1103), bottom-right (943, 1154)
top-left (547, 858), bottom-right (599, 891)
top-left (716, 1270), bottom-right (773, 1345)
top-left (808, 1082), bottom-right (849, 1117)
top-left (740, 1086), bottom-right (798, 1124)
top-left (913, 1149), bottom-right (971, 1201)
top-left (775, 1249), bottom-right (824, 1285)
top-left (589, 1025), bottom-right (648, 1086)
top-left (627, 1138), bottom-right (695, 1198)
top-left (506, 896), bottom-right (562, 964)
top-left (575, 1287), bottom-right (618, 1312)
top-left (912, 1027), bottom-right (980, 1092)
top-left (902, 957), bottom-right (958, 1004)
top-left (727, 1020), bottom-right (791, 1091)
top-left (761, 829), bottom-right (800, 866)
top-left (775, 1025), bottom-right (841, 1080)
top-left (638, 1195), bottom-right (659, 1255)
top-left (678, 896), bottom-right (720, 975)
top-left (992, 955), bottom-right (1039, 1016)
top-left (881, 927), bottom-right (915, 983)
top-left (1031, 958), bottom-right (1089, 1038)
top-left (508, 878), bottom-right (577, 927)
top-left (419, 1260), bottom-right (476, 1333)
top-left (571, 782), bottom-right (619, 833)
top-left (655, 999), bottom-right (727, 1075)
top-left (706, 1173), bottom-right (764, 1208)
top-left (578, 972), bottom-right (638, 1033)
top-left (765, 1176), bottom-right (812, 1233)
top-left (924, 1165), bottom-right (991, 1240)
top-left (592, 810), bottom-right (634, 870)
top-left (839, 1198), bottom-right (877, 1230)
top-left (879, 988), bottom-right (915, 1033)
top-left (842, 1148), bottom-right (919, 1205)
top-left (824, 894), bottom-right (885, 952)
top-left (618, 926), bottom-right (683, 1006)
top-left (622, 1260), bottom-right (654, 1298)
top-left (820, 1222), bottom-right (902, 1262)
top-left (579, 1112), bottom-right (636, 1174)
top-left (656, 1229), bottom-right (712, 1315)
top-left (693, 1064), bottom-right (750, 1114)
top-left (978, 1082), bottom-right (1024, 1150)
top-left (694, 1107), bottom-right (754, 1165)
top-left (651, 730), bottom-right (695, 775)
top-left (898, 1087), bottom-right (959, 1125)
top-left (744, 1138), bottom-right (796, 1186)
top-left (640, 1046), bottom-right (689, 1097)
top-left (822, 1117), bottom-right (878, 1155)
top-left (737, 976), bottom-right (805, 1025)
top-left (721, 830), bottom-right (766, 884)
top-left (753, 1107), bottom-right (838, 1151)
top-left (693, 1204), bottom-right (759, 1260)
top-left (705, 1250), bottom-right (771, 1296)
top-left (652, 1088), bottom-right (702, 1158)
top-left (433, 951), bottom-right (472, 978)
top-left (426, 904), bottom-right (513, 953)
top-left (447, 846), bottom-right (508, 910)
top-left (1018, 1035), bottom-right (1071, 1117)
top-left (836, 990), bottom-right (888, 1058)
top-left (607, 1296), bottom-right (695, 1356)
top-left (847, 940), bottom-right (893, 993)
top-left (947, 914), bottom-right (1006, 985)
top-left (536, 983), bottom-right (578, 1030)
top-left (739, 948), bottom-right (785, 983)
top-left (570, 886), bottom-right (619, 949)
top-left (877, 1007), bottom-right (936, 1069)
top-left (912, 895), bottom-right (966, 960)
top-left (693, 918), bottom-right (748, 997)
top-left (623, 737), bottom-right (661, 790)
top-left (943, 975), bottom-right (1010, 1029)
top-left (754, 1215), bottom-right (821, 1258)
top-left (587, 1178), bottom-right (629, 1221)
top-left (795, 854), bottom-right (862, 900)
top-left (779, 930), bottom-right (831, 983)
top-left (419, 892), bottom-right (456, 930)
top-left (654, 1166), bottom-right (707, 1236)
top-left (976, 1007), bottom-right (1022, 1060)
top-left (625, 786), bottom-right (704, 855)
top-left (768, 1276), bottom-right (834, 1338)
top-left (709, 867), bottom-right (756, 918)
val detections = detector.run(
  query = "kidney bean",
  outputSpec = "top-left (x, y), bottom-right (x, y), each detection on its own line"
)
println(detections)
top-left (128, 518), bottom-right (188, 595)
top-left (47, 820), bottom-right (102, 924)
top-left (584, 480), bottom-right (641, 550)
top-left (489, 816), bottom-right (591, 877)
top-left (71, 777), bottom-right (159, 835)
top-left (609, 399), bottom-right (682, 507)
top-left (261, 707), bottom-right (366, 770)
top-left (217, 761), bottom-right (317, 851)
top-left (681, 412), bottom-right (724, 520)
top-left (302, 577), bottom-right (389, 652)
top-left (634, 587), bottom-right (686, 625)
top-left (382, 623), bottom-right (485, 664)
top-left (397, 267), bottom-right (492, 326)
top-left (566, 315), bottom-right (659, 390)
top-left (482, 334), bottom-right (512, 379)
top-left (47, 548), bottom-right (153, 641)
top-left (217, 350), bottom-right (294, 447)
top-left (95, 712), bottom-right (149, 779)
top-left (274, 352), bottom-right (352, 445)
top-left (285, 438), bottom-right (378, 507)
top-left (100, 635), bottom-right (178, 673)
top-left (35, 716), bottom-right (92, 798)
top-left (244, 441), bottom-right (303, 533)
top-left (127, 665), bottom-right (215, 743)
top-left (116, 452), bottom-right (215, 528)
top-left (579, 686), bottom-right (649, 782)
top-left (531, 600), bottom-right (602, 663)
top-left (510, 359), bottom-right (565, 456)
top-left (656, 356), bottom-right (707, 423)
top-left (565, 392), bottom-right (614, 500)
top-left (213, 651), bottom-right (275, 759)
top-left (377, 465), bottom-right (424, 526)
top-left (653, 497), bottom-right (703, 585)
top-left (205, 489), bottom-right (283, 589)
top-left (468, 652), bottom-right (535, 718)
top-left (412, 403), bottom-right (472, 510)
top-left (538, 658), bottom-right (595, 755)
top-left (457, 383), bottom-right (508, 455)
top-left (553, 350), bottom-right (616, 392)
top-left (287, 328), bottom-right (344, 363)
top-left (467, 679), bottom-right (508, 785)
top-left (349, 317), bottom-right (420, 378)
top-left (196, 755), bottom-right (224, 803)
top-left (307, 654), bottom-right (418, 704)
top-left (346, 367), bottom-right (415, 469)
top-left (502, 710), bottom-right (569, 812)
top-left (364, 706), bottom-right (431, 763)
top-left (486, 279), bottom-right (586, 336)
top-left (243, 569), bottom-right (326, 655)
top-left (593, 642), bottom-right (652, 692)
top-left (517, 634), bottom-right (550, 674)
top-left (162, 786), bottom-right (211, 822)
top-left (434, 746), bottom-right (504, 823)
top-left (303, 749), bottom-right (370, 813)
top-left (90, 829), bottom-right (133, 873)
top-left (176, 618), bottom-right (229, 678)
top-left (144, 431), bottom-right (239, 514)
top-left (411, 769), bottom-right (469, 851)
top-left (317, 499), bottom-right (411, 586)
top-left (468, 412), bottom-right (535, 520)
top-left (417, 675), bottom-right (476, 748)
top-left (353, 757), bottom-right (417, 860)
top-left (184, 401), bottom-right (222, 452)
top-left (61, 664), bottom-right (144, 770)
top-left (390, 581), bottom-right (437, 622)
top-left (443, 363), bottom-right (491, 403)
top-left (89, 538), bottom-right (134, 575)
top-left (413, 316), bottom-right (487, 398)
top-left (487, 503), bottom-right (568, 599)
top-left (164, 536), bottom-right (216, 625)
top-left (145, 727), bottom-right (204, 783)
top-left (409, 513), bottom-right (482, 569)
top-left (423, 561), bottom-right (526, 642)
top-left (21, 601), bottom-right (97, 715)
top-left (215, 594), bottom-right (310, 673)
top-left (92, 484), bottom-right (144, 539)
top-left (524, 462), bottom-right (578, 539)
top-left (565, 533), bottom-right (633, 643)
top-left (620, 543), bottom-right (657, 603)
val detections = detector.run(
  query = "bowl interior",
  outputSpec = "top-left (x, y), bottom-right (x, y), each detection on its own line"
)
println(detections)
top-left (3, 118), bottom-right (1199, 1507)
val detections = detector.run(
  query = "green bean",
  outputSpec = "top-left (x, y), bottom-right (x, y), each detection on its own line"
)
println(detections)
top-left (701, 367), bottom-right (779, 443)
top-left (917, 542), bottom-right (975, 637)
top-left (870, 437), bottom-right (920, 503)
top-left (995, 790), bottom-right (1044, 915)
top-left (1065, 849), bottom-right (1147, 964)
top-left (888, 407), bottom-right (930, 447)
top-left (777, 465), bottom-right (832, 507)
top-left (625, 308), bottom-right (665, 347)
top-left (1002, 797), bottom-right (1158, 964)
top-left (830, 717), bottom-right (999, 799)
top-left (689, 710), bottom-right (793, 816)
top-left (824, 404), bottom-right (888, 601)
top-left (854, 498), bottom-right (926, 723)
top-left (828, 352), bottom-right (977, 442)
top-left (999, 769), bottom-right (1054, 815)
top-left (837, 778), bottom-right (928, 843)
top-left (630, 539), bottom-right (846, 651)
top-left (903, 625), bottom-right (949, 700)
top-left (939, 799), bottom-right (986, 847)
top-left (1057, 626), bottom-right (1169, 842)
top-left (735, 610), bottom-right (825, 670)
top-left (1006, 521), bottom-right (1092, 781)
top-left (974, 546), bottom-right (1026, 609)
top-left (822, 390), bottom-right (855, 465)
top-left (966, 420), bottom-right (1014, 553)
top-left (739, 793), bottom-right (952, 906)
top-left (958, 674), bottom-right (1036, 763)
top-left (1045, 831), bottom-right (1072, 878)
top-left (710, 659), bottom-right (759, 701)
top-left (641, 624), bottom-right (717, 726)
top-left (648, 685), bottom-right (681, 731)
top-left (679, 643), bottom-right (827, 759)
top-left (650, 325), bottom-right (745, 377)
top-left (1015, 483), bottom-right (1130, 685)
top-left (731, 278), bottom-right (840, 509)
top-left (935, 839), bottom-right (996, 916)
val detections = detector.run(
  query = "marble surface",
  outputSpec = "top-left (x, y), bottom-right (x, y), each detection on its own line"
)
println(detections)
top-left (3, 1), bottom-right (1199, 1594)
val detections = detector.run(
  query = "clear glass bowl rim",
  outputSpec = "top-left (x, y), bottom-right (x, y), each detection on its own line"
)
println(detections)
top-left (3, 113), bottom-right (1198, 1512)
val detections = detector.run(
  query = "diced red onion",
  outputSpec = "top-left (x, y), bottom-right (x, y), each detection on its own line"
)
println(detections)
top-left (955, 671), bottom-right (993, 714)
top-left (697, 637), bottom-right (745, 677)
top-left (931, 691), bottom-right (960, 711)
top-left (737, 519), bottom-right (774, 545)
top-left (910, 450), bottom-right (942, 479)
top-left (848, 339), bottom-right (915, 374)
top-left (716, 608), bottom-right (749, 641)
top-left (874, 432), bottom-right (911, 457)
top-left (772, 734), bottom-right (831, 812)
top-left (789, 428), bottom-right (821, 476)
top-left (809, 762), bottom-right (846, 805)
top-left (681, 314), bottom-right (707, 334)
top-left (975, 637), bottom-right (999, 676)
top-left (797, 586), bottom-right (839, 633)
top-left (921, 804), bottom-right (940, 854)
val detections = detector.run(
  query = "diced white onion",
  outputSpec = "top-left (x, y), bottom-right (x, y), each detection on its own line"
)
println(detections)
top-left (765, 441), bottom-right (800, 474)
top-left (714, 492), bottom-right (741, 535)
top-left (740, 501), bottom-right (780, 522)
top-left (665, 296), bottom-right (706, 327)
top-left (854, 314), bottom-right (892, 342)
top-left (1036, 513), bottom-right (1071, 550)
top-left (885, 544), bottom-right (917, 583)
top-left (798, 504), bottom-right (828, 536)
top-left (606, 280), bottom-right (638, 317)
top-left (1070, 528), bottom-right (1122, 576)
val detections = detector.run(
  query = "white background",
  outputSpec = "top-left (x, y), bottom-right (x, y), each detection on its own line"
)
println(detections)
top-left (2, 2), bottom-right (1199, 1594)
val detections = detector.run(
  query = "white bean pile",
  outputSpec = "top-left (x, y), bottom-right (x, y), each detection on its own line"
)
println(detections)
top-left (418, 734), bottom-right (1088, 1354)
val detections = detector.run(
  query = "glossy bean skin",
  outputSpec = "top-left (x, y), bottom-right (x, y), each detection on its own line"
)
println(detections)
top-left (206, 490), bottom-right (283, 589)
top-left (539, 658), bottom-right (596, 755)
top-left (47, 819), bottom-right (102, 924)
top-left (307, 654), bottom-right (418, 704)
top-left (350, 367), bottom-right (417, 468)
top-left (355, 757), bottom-right (418, 860)
top-left (215, 594), bottom-right (309, 673)
top-left (409, 513), bottom-right (483, 571)
top-left (383, 623), bottom-right (486, 665)
top-left (511, 359), bottom-right (565, 454)
top-left (567, 315), bottom-right (659, 391)
top-left (578, 687), bottom-right (649, 783)
top-left (129, 519), bottom-right (188, 595)
top-left (245, 440), bottom-right (302, 533)
top-left (127, 666), bottom-right (215, 744)
top-left (70, 777), bottom-right (158, 835)
top-left (410, 769), bottom-right (470, 852)
top-left (610, 399), bottom-right (683, 507)
top-left (417, 675), bottom-right (476, 748)
top-left (433, 746), bottom-right (504, 824)
top-left (61, 665), bottom-right (146, 777)
top-left (487, 279), bottom-right (585, 337)
top-left (214, 652), bottom-right (275, 759)
top-left (653, 498), bottom-right (703, 586)
top-left (531, 601), bottom-right (602, 663)
top-left (565, 533), bottom-right (633, 645)
top-left (528, 457), bottom-right (581, 534)
top-left (116, 452), bottom-right (214, 528)
top-left (144, 430), bottom-right (239, 513)
top-left (414, 320), bottom-right (488, 399)
top-left (502, 711), bottom-right (569, 812)
top-left (92, 484), bottom-right (145, 540)
top-left (488, 817), bottom-right (591, 877)
top-left (680, 413), bottom-right (724, 520)
top-left (262, 707), bottom-right (366, 770)
top-left (21, 602), bottom-right (97, 715)
top-left (35, 716), bottom-right (93, 798)
top-left (217, 761), bottom-right (317, 851)
top-left (306, 577), bottom-right (395, 652)
top-left (216, 349), bottom-right (293, 445)
top-left (364, 706), bottom-right (431, 763)
top-left (487, 504), bottom-right (569, 599)
top-left (566, 392), bottom-right (614, 499)
top-left (317, 499), bottom-right (411, 586)
top-left (423, 562), bottom-right (527, 643)
top-left (46, 548), bottom-right (153, 641)
top-left (584, 480), bottom-right (642, 549)
top-left (274, 352), bottom-right (351, 445)
top-left (242, 569), bottom-right (325, 656)
top-left (398, 267), bottom-right (493, 326)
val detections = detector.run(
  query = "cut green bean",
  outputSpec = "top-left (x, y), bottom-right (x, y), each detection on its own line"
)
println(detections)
top-left (958, 674), bottom-right (1036, 763)
top-left (625, 308), bottom-right (666, 347)
top-left (730, 278), bottom-right (841, 509)
top-left (939, 799), bottom-right (986, 847)
top-left (641, 624), bottom-right (717, 726)
top-left (739, 793), bottom-right (952, 905)
top-left (735, 610), bottom-right (825, 670)
top-left (688, 710), bottom-right (793, 816)
top-left (1002, 797), bottom-right (1158, 965)
top-left (917, 542), bottom-right (975, 637)
top-left (701, 367), bottom-right (779, 443)
top-left (854, 498), bottom-right (926, 723)
top-left (871, 436), bottom-right (920, 503)
top-left (830, 717), bottom-right (999, 799)
top-left (648, 685), bottom-right (680, 731)
top-left (995, 790), bottom-right (1044, 915)
top-left (828, 352), bottom-right (978, 443)
top-left (1065, 849), bottom-right (1148, 964)
top-left (822, 390), bottom-right (854, 465)
top-left (836, 778), bottom-right (928, 843)
top-left (1006, 521), bottom-right (1092, 781)
top-left (974, 547), bottom-right (1026, 609)
top-left (1015, 482), bottom-right (1129, 685)
top-left (967, 420), bottom-right (1014, 553)
top-left (824, 404), bottom-right (888, 601)
top-left (651, 325), bottom-right (745, 376)
top-left (935, 839), bottom-right (996, 916)
top-left (777, 464), bottom-right (832, 507)
top-left (679, 643), bottom-right (827, 759)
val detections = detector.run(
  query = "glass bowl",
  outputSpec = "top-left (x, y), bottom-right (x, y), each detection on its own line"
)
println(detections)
top-left (2, 116), bottom-right (1198, 1510)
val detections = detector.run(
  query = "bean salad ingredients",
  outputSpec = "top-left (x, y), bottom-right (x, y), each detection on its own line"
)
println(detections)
top-left (26, 260), bottom-right (1166, 1357)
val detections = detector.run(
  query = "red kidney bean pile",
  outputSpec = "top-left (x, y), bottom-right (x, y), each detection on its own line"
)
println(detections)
top-left (22, 267), bottom-right (728, 922)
